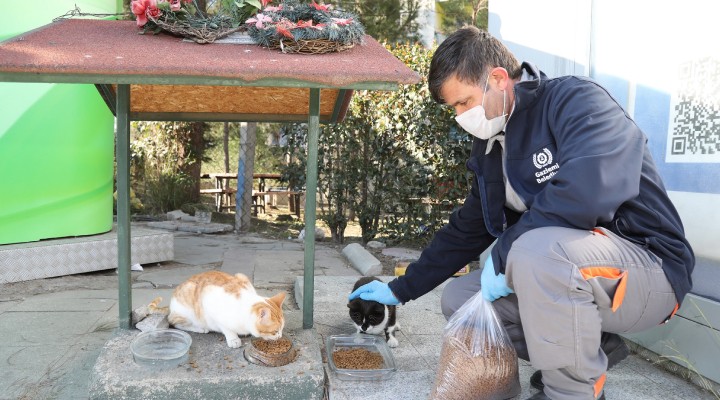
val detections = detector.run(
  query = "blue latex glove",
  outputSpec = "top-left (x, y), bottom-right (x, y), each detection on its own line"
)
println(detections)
top-left (481, 256), bottom-right (514, 302)
top-left (348, 280), bottom-right (400, 305)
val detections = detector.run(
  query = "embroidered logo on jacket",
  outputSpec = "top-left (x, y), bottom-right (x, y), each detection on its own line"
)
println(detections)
top-left (533, 148), bottom-right (559, 184)
top-left (532, 148), bottom-right (553, 168)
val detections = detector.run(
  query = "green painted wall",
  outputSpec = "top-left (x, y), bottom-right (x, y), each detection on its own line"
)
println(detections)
top-left (0, 1), bottom-right (118, 245)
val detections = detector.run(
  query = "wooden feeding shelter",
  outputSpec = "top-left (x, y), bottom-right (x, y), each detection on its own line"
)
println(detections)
top-left (0, 19), bottom-right (420, 329)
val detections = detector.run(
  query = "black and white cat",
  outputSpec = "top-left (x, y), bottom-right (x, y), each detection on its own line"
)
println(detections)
top-left (347, 276), bottom-right (400, 347)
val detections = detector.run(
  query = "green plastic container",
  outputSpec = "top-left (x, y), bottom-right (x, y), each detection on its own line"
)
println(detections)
top-left (0, 0), bottom-right (117, 245)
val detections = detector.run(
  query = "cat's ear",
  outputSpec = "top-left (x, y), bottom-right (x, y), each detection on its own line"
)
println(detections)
top-left (268, 292), bottom-right (287, 308)
top-left (258, 307), bottom-right (271, 322)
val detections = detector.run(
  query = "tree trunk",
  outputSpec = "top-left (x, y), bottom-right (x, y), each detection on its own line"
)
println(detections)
top-left (236, 122), bottom-right (257, 231)
top-left (223, 122), bottom-right (230, 173)
top-left (184, 122), bottom-right (206, 203)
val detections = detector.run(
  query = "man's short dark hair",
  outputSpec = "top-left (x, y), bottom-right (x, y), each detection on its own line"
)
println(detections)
top-left (429, 26), bottom-right (521, 104)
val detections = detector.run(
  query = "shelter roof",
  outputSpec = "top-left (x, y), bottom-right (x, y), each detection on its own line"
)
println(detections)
top-left (0, 19), bottom-right (421, 122)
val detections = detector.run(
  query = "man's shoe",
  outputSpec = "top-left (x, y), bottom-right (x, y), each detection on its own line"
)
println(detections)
top-left (529, 332), bottom-right (629, 391)
top-left (526, 391), bottom-right (605, 400)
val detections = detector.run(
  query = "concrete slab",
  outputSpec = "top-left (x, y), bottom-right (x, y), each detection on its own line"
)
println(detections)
top-left (147, 221), bottom-right (233, 234)
top-left (0, 301), bottom-right (17, 314)
top-left (0, 345), bottom-right (70, 399)
top-left (342, 243), bottom-right (381, 276)
top-left (172, 234), bottom-right (236, 266)
top-left (312, 310), bottom-right (359, 337)
top-left (220, 247), bottom-right (259, 278)
top-left (381, 247), bottom-right (422, 261)
top-left (6, 290), bottom-right (116, 312)
top-left (223, 242), bottom-right (354, 292)
top-left (0, 311), bottom-right (105, 345)
top-left (254, 268), bottom-right (300, 288)
top-left (136, 265), bottom-right (214, 288)
top-left (256, 250), bottom-right (305, 267)
top-left (605, 355), bottom-right (716, 399)
top-left (32, 337), bottom-right (115, 400)
top-left (235, 235), bottom-right (288, 245)
top-left (89, 312), bottom-right (324, 400)
top-left (328, 369), bottom-right (436, 400)
top-left (391, 331), bottom-right (441, 370)
top-left (0, 288), bottom-right (120, 400)
top-left (315, 247), bottom-right (357, 276)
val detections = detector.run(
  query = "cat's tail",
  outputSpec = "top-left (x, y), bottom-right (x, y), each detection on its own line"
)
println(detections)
top-left (148, 296), bottom-right (170, 315)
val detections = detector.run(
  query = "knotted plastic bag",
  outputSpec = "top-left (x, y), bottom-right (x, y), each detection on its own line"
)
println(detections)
top-left (430, 290), bottom-right (521, 400)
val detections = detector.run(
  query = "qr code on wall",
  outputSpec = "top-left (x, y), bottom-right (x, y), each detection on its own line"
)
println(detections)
top-left (666, 56), bottom-right (720, 163)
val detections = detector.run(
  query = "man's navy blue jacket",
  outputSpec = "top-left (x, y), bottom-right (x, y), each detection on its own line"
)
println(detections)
top-left (388, 63), bottom-right (694, 306)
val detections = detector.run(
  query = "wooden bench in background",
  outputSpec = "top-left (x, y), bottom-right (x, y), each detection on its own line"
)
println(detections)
top-left (200, 173), bottom-right (303, 216)
top-left (252, 190), bottom-right (304, 217)
top-left (200, 187), bottom-right (236, 212)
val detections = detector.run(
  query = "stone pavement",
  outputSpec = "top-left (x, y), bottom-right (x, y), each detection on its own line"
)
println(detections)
top-left (0, 224), bottom-right (716, 399)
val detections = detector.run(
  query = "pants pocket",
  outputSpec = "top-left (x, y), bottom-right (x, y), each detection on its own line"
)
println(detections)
top-left (580, 266), bottom-right (628, 312)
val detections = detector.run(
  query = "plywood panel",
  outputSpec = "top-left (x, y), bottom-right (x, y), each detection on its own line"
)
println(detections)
top-left (128, 85), bottom-right (339, 117)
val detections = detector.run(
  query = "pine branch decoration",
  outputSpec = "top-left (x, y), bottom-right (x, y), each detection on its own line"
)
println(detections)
top-left (131, 0), bottom-right (254, 43)
top-left (246, 0), bottom-right (365, 54)
top-left (128, 0), bottom-right (364, 49)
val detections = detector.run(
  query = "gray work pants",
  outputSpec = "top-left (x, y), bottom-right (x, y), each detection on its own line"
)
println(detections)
top-left (440, 227), bottom-right (677, 400)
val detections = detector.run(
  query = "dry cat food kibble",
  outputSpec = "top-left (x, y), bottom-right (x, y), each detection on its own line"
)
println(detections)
top-left (332, 347), bottom-right (384, 370)
top-left (431, 331), bottom-right (520, 400)
top-left (253, 337), bottom-right (292, 355)
top-left (245, 336), bottom-right (297, 367)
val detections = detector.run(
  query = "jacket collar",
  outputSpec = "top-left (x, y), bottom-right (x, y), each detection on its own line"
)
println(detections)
top-left (513, 62), bottom-right (546, 112)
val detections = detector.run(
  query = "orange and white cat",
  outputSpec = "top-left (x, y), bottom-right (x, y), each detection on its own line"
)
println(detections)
top-left (168, 270), bottom-right (286, 348)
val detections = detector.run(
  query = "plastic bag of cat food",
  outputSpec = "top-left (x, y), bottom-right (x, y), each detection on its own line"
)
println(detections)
top-left (430, 290), bottom-right (521, 400)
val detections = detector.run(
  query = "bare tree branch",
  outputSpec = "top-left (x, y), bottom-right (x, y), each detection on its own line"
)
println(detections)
top-left (471, 0), bottom-right (488, 26)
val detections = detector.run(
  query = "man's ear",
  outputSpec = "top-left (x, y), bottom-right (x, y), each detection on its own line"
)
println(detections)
top-left (489, 67), bottom-right (510, 91)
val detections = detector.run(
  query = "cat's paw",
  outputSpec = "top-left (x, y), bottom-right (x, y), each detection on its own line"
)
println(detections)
top-left (387, 336), bottom-right (399, 348)
top-left (226, 336), bottom-right (242, 348)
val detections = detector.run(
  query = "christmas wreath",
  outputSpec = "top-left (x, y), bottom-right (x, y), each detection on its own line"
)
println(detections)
top-left (131, 0), bottom-right (255, 43)
top-left (245, 0), bottom-right (364, 54)
top-left (129, 0), bottom-right (364, 53)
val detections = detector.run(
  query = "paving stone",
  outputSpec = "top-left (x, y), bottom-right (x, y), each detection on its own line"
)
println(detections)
top-left (381, 247), bottom-right (422, 261)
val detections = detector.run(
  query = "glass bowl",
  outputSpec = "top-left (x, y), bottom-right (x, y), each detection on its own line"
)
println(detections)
top-left (244, 336), bottom-right (297, 367)
top-left (130, 329), bottom-right (192, 369)
top-left (326, 334), bottom-right (397, 381)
